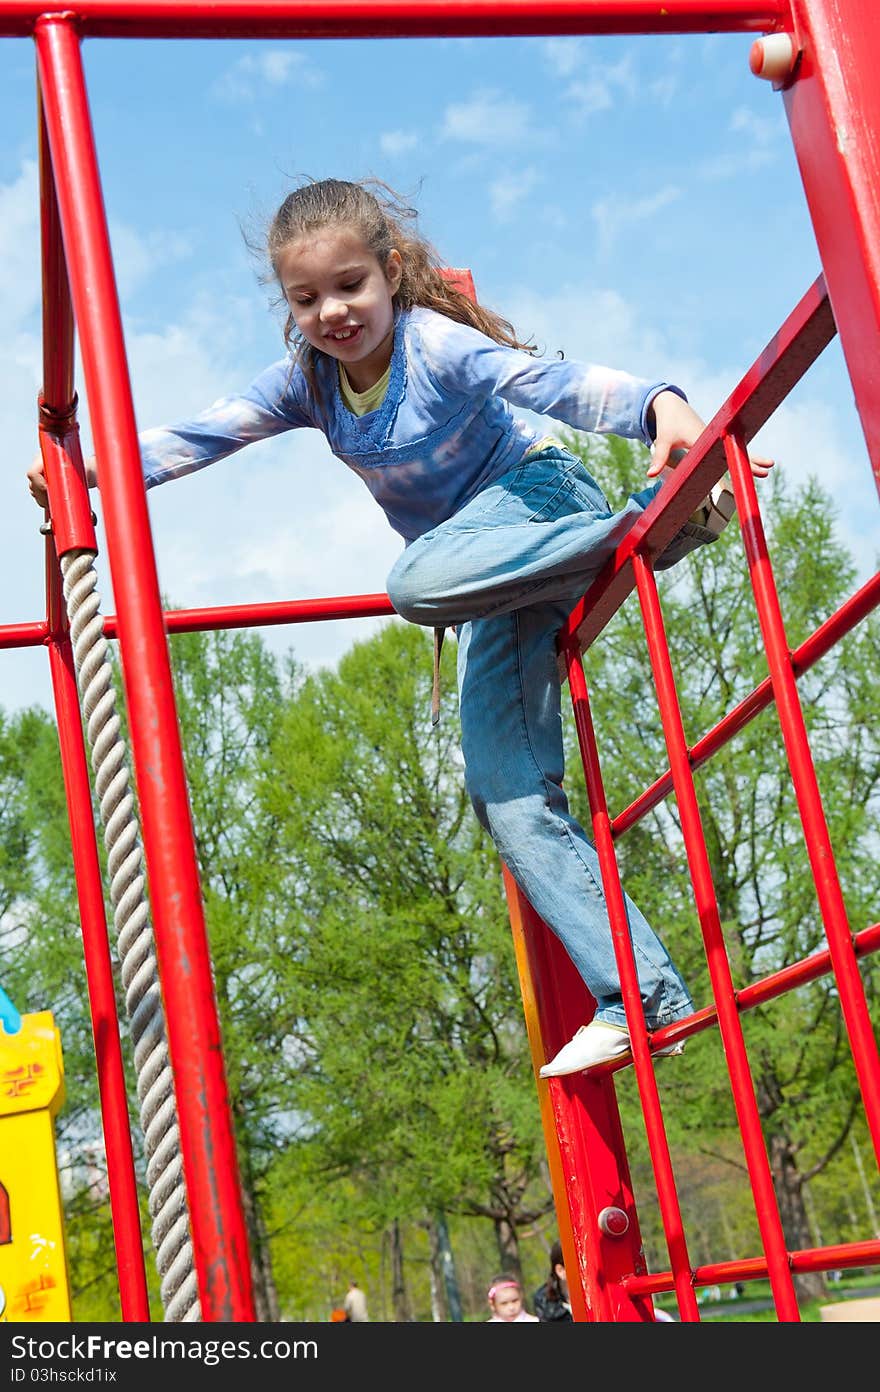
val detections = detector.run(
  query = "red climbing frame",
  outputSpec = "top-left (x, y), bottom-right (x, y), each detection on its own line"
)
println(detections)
top-left (1, 0), bottom-right (878, 1323)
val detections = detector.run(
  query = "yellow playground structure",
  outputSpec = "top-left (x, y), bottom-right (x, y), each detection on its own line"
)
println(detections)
top-left (0, 1001), bottom-right (71, 1322)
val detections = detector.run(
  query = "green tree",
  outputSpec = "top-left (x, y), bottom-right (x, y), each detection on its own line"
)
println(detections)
top-left (259, 619), bottom-right (553, 1293)
top-left (167, 623), bottom-right (305, 1320)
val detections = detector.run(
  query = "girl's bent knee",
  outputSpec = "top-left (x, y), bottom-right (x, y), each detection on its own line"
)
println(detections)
top-left (387, 552), bottom-right (435, 625)
top-left (386, 574), bottom-right (422, 625)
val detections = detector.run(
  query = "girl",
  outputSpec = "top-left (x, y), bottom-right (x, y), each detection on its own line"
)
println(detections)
top-left (28, 178), bottom-right (772, 1077)
top-left (486, 1274), bottom-right (539, 1323)
top-left (532, 1239), bottom-right (573, 1322)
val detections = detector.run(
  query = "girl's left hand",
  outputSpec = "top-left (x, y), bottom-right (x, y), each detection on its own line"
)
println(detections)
top-left (647, 389), bottom-right (774, 480)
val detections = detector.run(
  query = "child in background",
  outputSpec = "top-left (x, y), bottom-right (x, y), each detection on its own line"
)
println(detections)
top-left (532, 1239), bottom-right (573, 1322)
top-left (486, 1274), bottom-right (539, 1323)
top-left (27, 177), bottom-right (773, 1076)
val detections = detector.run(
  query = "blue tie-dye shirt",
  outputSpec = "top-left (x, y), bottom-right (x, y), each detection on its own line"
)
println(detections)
top-left (139, 306), bottom-right (681, 544)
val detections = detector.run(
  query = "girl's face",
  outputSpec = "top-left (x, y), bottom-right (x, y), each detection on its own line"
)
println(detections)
top-left (278, 225), bottom-right (403, 392)
top-left (491, 1287), bottom-right (524, 1321)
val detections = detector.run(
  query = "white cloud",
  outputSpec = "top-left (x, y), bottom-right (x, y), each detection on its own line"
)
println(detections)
top-left (542, 37), bottom-right (586, 77)
top-left (501, 282), bottom-right (669, 380)
top-left (592, 185), bottom-right (681, 258)
top-left (108, 224), bottom-right (192, 301)
top-left (696, 105), bottom-right (784, 181)
top-left (563, 54), bottom-right (637, 119)
top-left (563, 76), bottom-right (613, 117)
top-left (488, 168), bottom-right (542, 222)
top-left (648, 74), bottom-right (679, 107)
top-left (212, 49), bottom-right (323, 103)
top-left (0, 160), bottom-right (40, 328)
top-left (380, 130), bottom-right (419, 157)
top-left (746, 396), bottom-right (877, 583)
top-left (440, 90), bottom-right (534, 146)
top-left (696, 147), bottom-right (776, 181)
top-left (730, 105), bottom-right (781, 146)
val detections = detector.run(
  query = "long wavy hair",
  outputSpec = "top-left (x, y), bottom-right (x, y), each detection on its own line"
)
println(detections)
top-left (266, 177), bottom-right (537, 393)
top-left (544, 1240), bottom-right (567, 1303)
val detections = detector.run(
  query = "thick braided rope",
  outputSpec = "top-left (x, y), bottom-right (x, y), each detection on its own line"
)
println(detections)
top-left (60, 548), bottom-right (201, 1323)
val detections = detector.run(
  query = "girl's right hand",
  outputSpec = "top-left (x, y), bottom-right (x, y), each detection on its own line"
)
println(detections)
top-left (27, 450), bottom-right (98, 509)
top-left (27, 452), bottom-right (49, 509)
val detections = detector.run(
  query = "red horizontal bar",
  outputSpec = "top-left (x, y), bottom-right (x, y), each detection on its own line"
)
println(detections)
top-left (0, 1), bottom-right (788, 41)
top-left (603, 920), bottom-right (880, 1066)
top-left (0, 594), bottom-right (394, 648)
top-left (626, 1237), bottom-right (880, 1297)
top-left (740, 921), bottom-right (880, 1009)
top-left (0, 620), bottom-right (49, 649)
top-left (104, 591), bottom-right (395, 638)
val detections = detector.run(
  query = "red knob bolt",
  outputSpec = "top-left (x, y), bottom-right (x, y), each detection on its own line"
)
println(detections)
top-left (598, 1206), bottom-right (630, 1237)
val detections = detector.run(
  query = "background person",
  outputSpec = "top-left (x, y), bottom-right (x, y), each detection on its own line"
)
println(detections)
top-left (342, 1278), bottom-right (369, 1322)
top-left (487, 1274), bottom-right (539, 1322)
top-left (532, 1239), bottom-right (573, 1322)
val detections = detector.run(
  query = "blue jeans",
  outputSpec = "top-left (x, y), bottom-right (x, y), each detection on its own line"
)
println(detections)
top-left (387, 445), bottom-right (710, 1028)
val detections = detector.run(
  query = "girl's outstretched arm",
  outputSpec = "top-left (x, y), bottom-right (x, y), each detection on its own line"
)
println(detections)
top-left (27, 358), bottom-right (310, 508)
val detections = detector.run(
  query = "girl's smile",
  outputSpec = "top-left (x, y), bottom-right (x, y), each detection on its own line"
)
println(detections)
top-left (278, 226), bottom-right (402, 392)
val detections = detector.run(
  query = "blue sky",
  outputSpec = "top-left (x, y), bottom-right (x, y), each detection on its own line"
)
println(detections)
top-left (1, 28), bottom-right (876, 713)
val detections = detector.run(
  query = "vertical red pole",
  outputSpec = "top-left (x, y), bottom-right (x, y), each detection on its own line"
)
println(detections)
top-left (37, 88), bottom-right (150, 1321)
top-left (34, 17), bottom-right (255, 1321)
top-left (725, 426), bottom-right (880, 1161)
top-left (784, 0), bottom-right (880, 496)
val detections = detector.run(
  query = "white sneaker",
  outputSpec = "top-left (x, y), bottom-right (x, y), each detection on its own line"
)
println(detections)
top-left (539, 1022), bottom-right (631, 1077)
top-left (692, 475), bottom-right (736, 536)
top-left (539, 1021), bottom-right (685, 1078)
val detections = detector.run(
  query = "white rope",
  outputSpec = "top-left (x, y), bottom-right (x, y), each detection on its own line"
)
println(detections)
top-left (60, 547), bottom-right (200, 1323)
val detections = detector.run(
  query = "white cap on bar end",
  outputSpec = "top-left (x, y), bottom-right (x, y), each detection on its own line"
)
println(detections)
top-left (749, 33), bottom-right (797, 85)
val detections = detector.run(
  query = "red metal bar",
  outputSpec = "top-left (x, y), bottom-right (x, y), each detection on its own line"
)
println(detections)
top-left (627, 1236), bottom-right (880, 1296)
top-left (0, 592), bottom-right (392, 643)
top-left (38, 86), bottom-right (73, 415)
top-left (632, 550), bottom-right (802, 1320)
top-left (38, 422), bottom-right (98, 555)
top-left (562, 646), bottom-right (701, 1320)
top-left (611, 566), bottom-right (880, 835)
top-left (102, 591), bottom-right (394, 640)
top-left (740, 921), bottom-right (880, 1008)
top-left (784, 0), bottom-right (880, 497)
top-left (726, 426), bottom-right (880, 1162)
top-left (0, 621), bottom-right (47, 649)
top-left (34, 15), bottom-right (255, 1321)
top-left (593, 918), bottom-right (880, 1075)
top-left (37, 91), bottom-right (150, 1321)
top-left (0, 1), bottom-right (789, 41)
